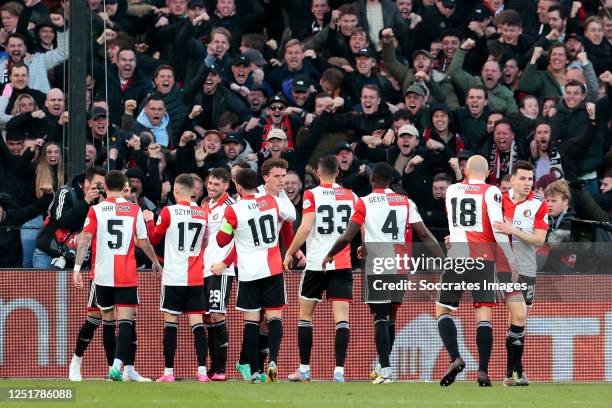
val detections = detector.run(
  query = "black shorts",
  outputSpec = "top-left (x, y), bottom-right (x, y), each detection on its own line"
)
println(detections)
top-left (160, 285), bottom-right (206, 315)
top-left (87, 282), bottom-right (99, 311)
top-left (299, 269), bottom-right (353, 302)
top-left (204, 275), bottom-right (234, 313)
top-left (498, 273), bottom-right (536, 307)
top-left (236, 274), bottom-right (286, 312)
top-left (95, 285), bottom-right (139, 311)
top-left (363, 274), bottom-right (406, 304)
top-left (436, 261), bottom-right (497, 310)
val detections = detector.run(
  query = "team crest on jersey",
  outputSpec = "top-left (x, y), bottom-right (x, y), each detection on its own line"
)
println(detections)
top-left (523, 209), bottom-right (532, 217)
top-left (303, 199), bottom-right (312, 209)
top-left (213, 213), bottom-right (219, 220)
top-left (494, 193), bottom-right (502, 203)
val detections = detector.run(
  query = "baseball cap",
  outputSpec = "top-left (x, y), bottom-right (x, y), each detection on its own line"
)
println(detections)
top-left (397, 124), bottom-right (419, 137)
top-left (471, 5), bottom-right (493, 21)
top-left (331, 142), bottom-right (353, 155)
top-left (90, 106), bottom-right (108, 120)
top-left (535, 174), bottom-right (558, 190)
top-left (404, 83), bottom-right (426, 97)
top-left (222, 133), bottom-right (244, 145)
top-left (292, 75), bottom-right (311, 92)
top-left (355, 47), bottom-right (376, 59)
top-left (126, 167), bottom-right (145, 183)
top-left (268, 93), bottom-right (288, 107)
top-left (187, 0), bottom-right (204, 9)
top-left (232, 54), bottom-right (251, 66)
top-left (243, 49), bottom-right (267, 66)
top-left (565, 33), bottom-right (584, 44)
top-left (441, 0), bottom-right (456, 8)
top-left (266, 128), bottom-right (287, 141)
top-left (430, 103), bottom-right (450, 118)
top-left (412, 49), bottom-right (433, 61)
top-left (208, 63), bottom-right (222, 75)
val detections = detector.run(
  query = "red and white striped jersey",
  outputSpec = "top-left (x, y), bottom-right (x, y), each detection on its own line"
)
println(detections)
top-left (302, 183), bottom-right (357, 271)
top-left (503, 189), bottom-right (549, 277)
top-left (203, 193), bottom-right (236, 278)
top-left (223, 191), bottom-right (296, 281)
top-left (351, 188), bottom-right (422, 243)
top-left (445, 179), bottom-right (515, 263)
top-left (152, 201), bottom-right (207, 286)
top-left (82, 197), bottom-right (147, 287)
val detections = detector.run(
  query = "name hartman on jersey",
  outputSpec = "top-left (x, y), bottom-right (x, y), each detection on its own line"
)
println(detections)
top-left (173, 208), bottom-right (205, 217)
top-left (102, 204), bottom-right (132, 212)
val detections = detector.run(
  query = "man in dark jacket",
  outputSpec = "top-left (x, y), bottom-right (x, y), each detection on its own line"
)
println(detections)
top-left (204, 0), bottom-right (264, 51)
top-left (143, 65), bottom-right (188, 137)
top-left (332, 142), bottom-right (372, 198)
top-left (94, 48), bottom-right (152, 126)
top-left (452, 86), bottom-right (490, 151)
top-left (183, 62), bottom-right (251, 130)
top-left (6, 88), bottom-right (66, 144)
top-left (551, 80), bottom-right (605, 194)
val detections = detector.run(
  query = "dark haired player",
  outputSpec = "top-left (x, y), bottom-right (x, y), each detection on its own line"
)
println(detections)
top-left (324, 162), bottom-right (444, 384)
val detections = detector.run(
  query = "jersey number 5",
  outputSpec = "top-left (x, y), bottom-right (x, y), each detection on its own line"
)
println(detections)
top-left (450, 197), bottom-right (477, 227)
top-left (107, 220), bottom-right (124, 249)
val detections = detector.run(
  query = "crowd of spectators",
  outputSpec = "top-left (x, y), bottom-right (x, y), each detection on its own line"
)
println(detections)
top-left (0, 0), bottom-right (611, 271)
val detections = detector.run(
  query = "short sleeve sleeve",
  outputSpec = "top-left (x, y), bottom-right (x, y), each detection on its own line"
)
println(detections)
top-left (82, 207), bottom-right (97, 234)
top-left (302, 189), bottom-right (315, 215)
top-left (351, 198), bottom-right (366, 225)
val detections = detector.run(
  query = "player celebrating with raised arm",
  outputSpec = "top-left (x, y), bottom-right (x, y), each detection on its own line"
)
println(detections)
top-left (145, 174), bottom-right (210, 383)
top-left (283, 155), bottom-right (357, 383)
top-left (493, 161), bottom-right (548, 386)
top-left (215, 168), bottom-right (296, 383)
top-left (323, 162), bottom-right (444, 384)
top-left (72, 170), bottom-right (162, 382)
top-left (437, 155), bottom-right (517, 387)
top-left (201, 168), bottom-right (236, 381)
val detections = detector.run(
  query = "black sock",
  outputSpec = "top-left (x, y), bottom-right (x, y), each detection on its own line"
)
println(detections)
top-left (298, 320), bottom-right (313, 366)
top-left (437, 314), bottom-right (460, 361)
top-left (335, 321), bottom-right (350, 367)
top-left (163, 322), bottom-right (178, 369)
top-left (258, 330), bottom-right (269, 373)
top-left (116, 319), bottom-right (133, 363)
top-left (125, 319), bottom-right (137, 366)
top-left (239, 338), bottom-right (248, 365)
top-left (206, 324), bottom-right (216, 372)
top-left (388, 320), bottom-right (396, 353)
top-left (476, 321), bottom-right (493, 372)
top-left (509, 324), bottom-right (525, 376)
top-left (102, 320), bottom-right (116, 366)
top-left (74, 316), bottom-right (101, 357)
top-left (506, 335), bottom-right (514, 377)
top-left (374, 318), bottom-right (390, 368)
top-left (214, 321), bottom-right (229, 374)
top-left (192, 323), bottom-right (207, 368)
top-left (244, 320), bottom-right (260, 376)
top-left (267, 317), bottom-right (283, 364)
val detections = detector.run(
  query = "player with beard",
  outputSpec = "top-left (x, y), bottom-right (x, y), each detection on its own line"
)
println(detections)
top-left (493, 161), bottom-right (548, 386)
top-left (198, 169), bottom-right (236, 381)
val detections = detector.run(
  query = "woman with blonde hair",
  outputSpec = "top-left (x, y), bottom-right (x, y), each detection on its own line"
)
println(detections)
top-left (0, 93), bottom-right (38, 127)
top-left (27, 142), bottom-right (64, 269)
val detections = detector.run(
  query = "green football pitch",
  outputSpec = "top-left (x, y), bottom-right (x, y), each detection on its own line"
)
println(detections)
top-left (2, 381), bottom-right (612, 408)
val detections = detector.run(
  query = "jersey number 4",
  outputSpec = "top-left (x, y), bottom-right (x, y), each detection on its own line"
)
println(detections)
top-left (317, 204), bottom-right (351, 234)
top-left (450, 197), bottom-right (477, 227)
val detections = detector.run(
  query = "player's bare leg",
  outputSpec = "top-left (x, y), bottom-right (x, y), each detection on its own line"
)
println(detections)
top-left (209, 312), bottom-right (228, 381)
top-left (265, 309), bottom-right (283, 382)
top-left (436, 304), bottom-right (465, 386)
top-left (69, 310), bottom-right (102, 381)
top-left (474, 306), bottom-right (493, 387)
top-left (288, 298), bottom-right (317, 382)
top-left (505, 293), bottom-right (528, 386)
top-left (243, 310), bottom-right (262, 382)
top-left (106, 306), bottom-right (135, 381)
top-left (332, 301), bottom-right (350, 382)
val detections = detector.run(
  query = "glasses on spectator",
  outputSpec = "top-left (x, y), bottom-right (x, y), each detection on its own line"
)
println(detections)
top-left (269, 105), bottom-right (286, 111)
